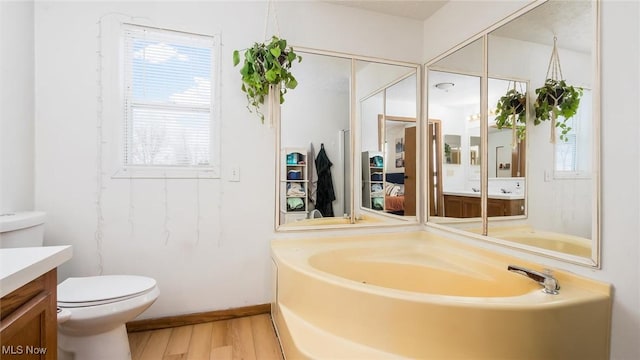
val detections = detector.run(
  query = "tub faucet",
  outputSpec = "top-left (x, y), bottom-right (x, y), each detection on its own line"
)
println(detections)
top-left (507, 265), bottom-right (560, 294)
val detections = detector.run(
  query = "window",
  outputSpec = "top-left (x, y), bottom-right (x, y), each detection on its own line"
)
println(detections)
top-left (121, 24), bottom-right (219, 177)
top-left (554, 89), bottom-right (592, 178)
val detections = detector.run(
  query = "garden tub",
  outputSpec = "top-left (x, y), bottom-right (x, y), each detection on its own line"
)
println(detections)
top-left (271, 231), bottom-right (611, 359)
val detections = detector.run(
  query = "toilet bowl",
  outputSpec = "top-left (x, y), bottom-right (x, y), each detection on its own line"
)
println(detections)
top-left (57, 275), bottom-right (159, 360)
top-left (0, 212), bottom-right (160, 360)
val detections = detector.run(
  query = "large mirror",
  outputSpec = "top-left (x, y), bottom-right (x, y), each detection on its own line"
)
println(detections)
top-left (278, 51), bottom-right (352, 228)
top-left (427, 0), bottom-right (599, 266)
top-left (277, 50), bottom-right (421, 229)
top-left (358, 61), bottom-right (418, 221)
top-left (427, 38), bottom-right (483, 221)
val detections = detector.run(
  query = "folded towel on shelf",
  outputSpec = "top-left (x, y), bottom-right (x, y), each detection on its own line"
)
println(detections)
top-left (287, 183), bottom-right (306, 197)
top-left (287, 197), bottom-right (305, 211)
top-left (287, 170), bottom-right (302, 180)
top-left (372, 197), bottom-right (384, 210)
top-left (371, 183), bottom-right (385, 197)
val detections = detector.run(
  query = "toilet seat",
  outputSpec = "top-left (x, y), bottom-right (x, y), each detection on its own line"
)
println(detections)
top-left (58, 275), bottom-right (157, 308)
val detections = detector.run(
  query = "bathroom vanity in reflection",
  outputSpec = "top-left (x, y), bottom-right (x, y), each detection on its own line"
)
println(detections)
top-left (443, 192), bottom-right (525, 218)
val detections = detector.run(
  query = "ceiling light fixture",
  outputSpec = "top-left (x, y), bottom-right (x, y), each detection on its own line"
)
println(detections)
top-left (435, 82), bottom-right (455, 91)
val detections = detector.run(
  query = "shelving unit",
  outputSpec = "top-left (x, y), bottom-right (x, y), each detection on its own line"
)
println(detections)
top-left (361, 151), bottom-right (384, 211)
top-left (281, 148), bottom-right (309, 224)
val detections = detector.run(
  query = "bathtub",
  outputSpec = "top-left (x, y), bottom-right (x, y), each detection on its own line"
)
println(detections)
top-left (487, 226), bottom-right (592, 258)
top-left (271, 232), bottom-right (611, 359)
top-left (280, 215), bottom-right (384, 228)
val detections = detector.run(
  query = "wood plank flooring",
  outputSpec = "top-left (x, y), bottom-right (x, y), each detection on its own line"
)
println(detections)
top-left (128, 314), bottom-right (283, 360)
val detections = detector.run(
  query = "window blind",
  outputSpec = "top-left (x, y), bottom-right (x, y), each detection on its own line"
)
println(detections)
top-left (554, 89), bottom-right (592, 175)
top-left (123, 24), bottom-right (214, 167)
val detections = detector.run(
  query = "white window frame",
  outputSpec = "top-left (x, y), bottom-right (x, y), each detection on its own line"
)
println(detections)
top-left (553, 88), bottom-right (592, 180)
top-left (113, 23), bottom-right (221, 179)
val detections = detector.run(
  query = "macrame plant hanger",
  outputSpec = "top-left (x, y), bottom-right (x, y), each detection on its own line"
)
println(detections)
top-left (508, 81), bottom-right (518, 150)
top-left (264, 0), bottom-right (281, 128)
top-left (545, 36), bottom-right (564, 144)
top-left (502, 80), bottom-right (525, 150)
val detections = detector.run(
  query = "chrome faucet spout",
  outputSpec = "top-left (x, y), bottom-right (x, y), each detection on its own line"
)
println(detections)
top-left (507, 265), bottom-right (560, 294)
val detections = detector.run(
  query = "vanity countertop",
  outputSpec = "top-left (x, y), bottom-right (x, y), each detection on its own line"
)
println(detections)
top-left (0, 245), bottom-right (72, 297)
top-left (443, 190), bottom-right (524, 200)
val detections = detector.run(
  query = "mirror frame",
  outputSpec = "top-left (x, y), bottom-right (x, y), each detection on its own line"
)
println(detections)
top-left (275, 47), bottom-right (422, 231)
top-left (423, 0), bottom-right (601, 268)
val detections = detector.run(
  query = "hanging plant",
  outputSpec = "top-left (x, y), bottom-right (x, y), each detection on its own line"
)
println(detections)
top-left (494, 87), bottom-right (527, 142)
top-left (534, 78), bottom-right (583, 141)
top-left (232, 36), bottom-right (302, 123)
top-left (533, 36), bottom-right (583, 142)
top-left (444, 143), bottom-right (451, 163)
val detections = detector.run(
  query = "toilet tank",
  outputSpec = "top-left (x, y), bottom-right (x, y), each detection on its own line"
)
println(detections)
top-left (0, 211), bottom-right (46, 248)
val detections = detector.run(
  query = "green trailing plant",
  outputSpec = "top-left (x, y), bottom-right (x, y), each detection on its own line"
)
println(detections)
top-left (444, 143), bottom-right (452, 163)
top-left (494, 88), bottom-right (527, 141)
top-left (233, 36), bottom-right (302, 123)
top-left (533, 36), bottom-right (583, 142)
top-left (534, 78), bottom-right (583, 141)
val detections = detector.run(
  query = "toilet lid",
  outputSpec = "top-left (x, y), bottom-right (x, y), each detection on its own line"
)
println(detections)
top-left (58, 275), bottom-right (156, 307)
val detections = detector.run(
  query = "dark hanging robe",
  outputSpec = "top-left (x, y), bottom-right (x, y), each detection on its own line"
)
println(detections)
top-left (314, 144), bottom-right (336, 217)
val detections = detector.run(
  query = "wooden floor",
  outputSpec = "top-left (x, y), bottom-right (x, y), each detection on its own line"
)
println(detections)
top-left (128, 314), bottom-right (284, 360)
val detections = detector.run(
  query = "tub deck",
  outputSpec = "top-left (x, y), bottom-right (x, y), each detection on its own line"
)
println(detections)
top-left (271, 231), bottom-right (611, 359)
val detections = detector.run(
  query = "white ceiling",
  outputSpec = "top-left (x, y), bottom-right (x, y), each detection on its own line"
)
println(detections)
top-left (321, 0), bottom-right (593, 110)
top-left (491, 0), bottom-right (592, 54)
top-left (325, 1), bottom-right (591, 54)
top-left (324, 0), bottom-right (448, 21)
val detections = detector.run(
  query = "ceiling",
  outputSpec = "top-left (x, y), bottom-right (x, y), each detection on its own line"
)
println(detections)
top-left (322, 0), bottom-right (593, 110)
top-left (324, 0), bottom-right (448, 21)
top-left (325, 1), bottom-right (591, 54)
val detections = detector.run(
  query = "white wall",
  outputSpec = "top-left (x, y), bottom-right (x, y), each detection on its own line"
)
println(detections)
top-left (424, 1), bottom-right (640, 358)
top-left (1, 0), bottom-right (34, 213)
top-left (32, 1), bottom-right (423, 319)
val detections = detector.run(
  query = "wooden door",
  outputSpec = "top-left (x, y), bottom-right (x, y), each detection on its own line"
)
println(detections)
top-left (403, 126), bottom-right (416, 216)
top-left (428, 120), bottom-right (443, 216)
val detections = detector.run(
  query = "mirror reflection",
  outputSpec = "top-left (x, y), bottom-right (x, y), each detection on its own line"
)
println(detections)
top-left (358, 61), bottom-right (418, 219)
top-left (487, 0), bottom-right (594, 259)
top-left (429, 71), bottom-right (526, 219)
top-left (443, 135), bottom-right (461, 165)
top-left (278, 51), bottom-right (420, 229)
top-left (427, 0), bottom-right (597, 264)
top-left (279, 52), bottom-right (351, 227)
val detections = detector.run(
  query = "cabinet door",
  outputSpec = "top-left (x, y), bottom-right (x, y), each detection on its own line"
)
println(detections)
top-left (504, 199), bottom-right (525, 216)
top-left (1, 271), bottom-right (57, 360)
top-left (444, 196), bottom-right (463, 217)
top-left (462, 198), bottom-right (481, 218)
top-left (487, 199), bottom-right (505, 216)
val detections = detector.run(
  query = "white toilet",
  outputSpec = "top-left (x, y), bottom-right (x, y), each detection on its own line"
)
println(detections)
top-left (0, 212), bottom-right (159, 360)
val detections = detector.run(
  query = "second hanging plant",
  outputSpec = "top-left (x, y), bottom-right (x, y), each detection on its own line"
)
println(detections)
top-left (233, 36), bottom-right (302, 123)
top-left (533, 37), bottom-right (583, 142)
top-left (534, 78), bottom-right (583, 142)
top-left (494, 87), bottom-right (527, 142)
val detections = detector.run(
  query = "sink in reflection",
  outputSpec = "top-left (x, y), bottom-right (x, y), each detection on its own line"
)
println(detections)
top-left (443, 190), bottom-right (524, 200)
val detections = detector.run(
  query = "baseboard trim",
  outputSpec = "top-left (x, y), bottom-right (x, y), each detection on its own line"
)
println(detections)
top-left (126, 303), bottom-right (271, 333)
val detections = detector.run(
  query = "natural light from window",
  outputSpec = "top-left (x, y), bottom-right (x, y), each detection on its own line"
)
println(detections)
top-left (123, 25), bottom-right (215, 169)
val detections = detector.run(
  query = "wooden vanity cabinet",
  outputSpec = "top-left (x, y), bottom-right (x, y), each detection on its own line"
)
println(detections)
top-left (444, 195), bottom-right (524, 218)
top-left (1, 269), bottom-right (57, 360)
